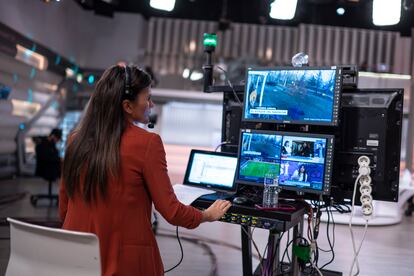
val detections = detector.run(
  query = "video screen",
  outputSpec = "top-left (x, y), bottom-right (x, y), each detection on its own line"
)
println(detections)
top-left (187, 152), bottom-right (238, 189)
top-left (243, 67), bottom-right (340, 125)
top-left (238, 132), bottom-right (282, 184)
top-left (237, 130), bottom-right (334, 195)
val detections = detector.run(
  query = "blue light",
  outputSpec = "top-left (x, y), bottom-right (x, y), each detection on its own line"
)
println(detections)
top-left (19, 123), bottom-right (25, 130)
top-left (55, 55), bottom-right (61, 65)
top-left (29, 68), bottom-right (36, 79)
top-left (88, 75), bottom-right (95, 85)
top-left (28, 88), bottom-right (33, 103)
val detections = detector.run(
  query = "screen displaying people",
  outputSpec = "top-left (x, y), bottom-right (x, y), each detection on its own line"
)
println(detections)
top-left (238, 131), bottom-right (328, 192)
top-left (243, 68), bottom-right (338, 124)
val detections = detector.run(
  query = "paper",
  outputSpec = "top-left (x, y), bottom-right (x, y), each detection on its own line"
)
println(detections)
top-left (173, 184), bottom-right (215, 205)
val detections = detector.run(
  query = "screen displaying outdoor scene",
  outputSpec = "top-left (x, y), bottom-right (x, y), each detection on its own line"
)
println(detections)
top-left (238, 132), bottom-right (327, 192)
top-left (244, 69), bottom-right (337, 124)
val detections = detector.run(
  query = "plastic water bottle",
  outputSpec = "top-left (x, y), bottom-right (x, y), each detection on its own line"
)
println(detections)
top-left (263, 174), bottom-right (279, 208)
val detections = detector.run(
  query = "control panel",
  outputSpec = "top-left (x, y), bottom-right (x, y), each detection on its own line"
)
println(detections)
top-left (219, 212), bottom-right (283, 230)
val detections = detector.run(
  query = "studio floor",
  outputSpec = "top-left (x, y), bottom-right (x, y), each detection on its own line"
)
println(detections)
top-left (0, 144), bottom-right (413, 276)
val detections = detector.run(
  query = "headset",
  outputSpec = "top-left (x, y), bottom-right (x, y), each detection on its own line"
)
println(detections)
top-left (124, 65), bottom-right (154, 129)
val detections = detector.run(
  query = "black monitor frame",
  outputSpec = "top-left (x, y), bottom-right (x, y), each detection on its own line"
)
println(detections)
top-left (242, 66), bottom-right (342, 126)
top-left (331, 88), bottom-right (403, 203)
top-left (236, 129), bottom-right (335, 196)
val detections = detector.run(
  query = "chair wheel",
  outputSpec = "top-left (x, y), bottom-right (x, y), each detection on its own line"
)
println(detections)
top-left (30, 196), bottom-right (38, 206)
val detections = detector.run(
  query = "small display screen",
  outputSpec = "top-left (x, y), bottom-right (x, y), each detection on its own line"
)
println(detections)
top-left (184, 150), bottom-right (238, 191)
top-left (243, 67), bottom-right (341, 125)
top-left (237, 129), bottom-right (334, 195)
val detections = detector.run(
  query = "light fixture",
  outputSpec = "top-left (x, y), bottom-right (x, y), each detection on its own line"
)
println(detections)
top-left (150, 0), bottom-right (175, 12)
top-left (65, 68), bottom-right (75, 78)
top-left (336, 7), bottom-right (345, 15)
top-left (269, 0), bottom-right (298, 20)
top-left (373, 0), bottom-right (401, 26)
top-left (15, 44), bottom-right (48, 70)
top-left (189, 70), bottom-right (203, 81)
top-left (182, 68), bottom-right (190, 79)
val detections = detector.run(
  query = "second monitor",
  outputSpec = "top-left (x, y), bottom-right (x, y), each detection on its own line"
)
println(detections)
top-left (237, 129), bottom-right (334, 195)
top-left (243, 66), bottom-right (342, 126)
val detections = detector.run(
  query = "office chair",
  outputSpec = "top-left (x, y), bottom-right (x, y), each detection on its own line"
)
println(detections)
top-left (6, 218), bottom-right (101, 276)
top-left (30, 179), bottom-right (59, 206)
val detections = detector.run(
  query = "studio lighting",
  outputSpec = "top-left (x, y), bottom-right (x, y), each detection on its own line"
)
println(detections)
top-left (373, 0), bottom-right (401, 26)
top-left (150, 0), bottom-right (176, 12)
top-left (269, 0), bottom-right (298, 20)
top-left (336, 7), bottom-right (345, 15)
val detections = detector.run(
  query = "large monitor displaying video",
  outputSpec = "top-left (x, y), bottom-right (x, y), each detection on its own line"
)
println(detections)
top-left (237, 129), bottom-right (334, 195)
top-left (243, 67), bottom-right (342, 126)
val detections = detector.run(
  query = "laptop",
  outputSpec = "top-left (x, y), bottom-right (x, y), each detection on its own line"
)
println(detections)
top-left (182, 149), bottom-right (238, 200)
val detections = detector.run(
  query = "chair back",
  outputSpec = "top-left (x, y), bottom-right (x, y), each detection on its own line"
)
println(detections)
top-left (6, 218), bottom-right (101, 276)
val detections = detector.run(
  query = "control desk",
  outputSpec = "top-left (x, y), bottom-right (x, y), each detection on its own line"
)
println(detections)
top-left (192, 198), bottom-right (307, 276)
top-left (192, 198), bottom-right (307, 231)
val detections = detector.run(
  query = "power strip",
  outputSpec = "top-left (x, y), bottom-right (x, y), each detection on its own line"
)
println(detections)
top-left (357, 156), bottom-right (373, 217)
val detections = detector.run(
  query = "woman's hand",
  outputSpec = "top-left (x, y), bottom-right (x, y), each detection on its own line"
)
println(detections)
top-left (201, 200), bottom-right (232, 222)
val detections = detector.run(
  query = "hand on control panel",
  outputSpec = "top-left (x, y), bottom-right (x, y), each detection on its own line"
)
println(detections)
top-left (202, 200), bottom-right (232, 222)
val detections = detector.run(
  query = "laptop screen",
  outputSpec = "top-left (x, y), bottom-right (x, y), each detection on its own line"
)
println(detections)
top-left (183, 150), bottom-right (238, 192)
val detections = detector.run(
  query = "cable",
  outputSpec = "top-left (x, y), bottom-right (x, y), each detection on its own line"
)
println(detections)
top-left (320, 206), bottom-right (336, 270)
top-left (215, 65), bottom-right (243, 105)
top-left (164, 226), bottom-right (183, 273)
top-left (348, 175), bottom-right (362, 276)
top-left (268, 232), bottom-right (285, 275)
top-left (157, 230), bottom-right (218, 276)
top-left (214, 141), bottom-right (231, 152)
top-left (349, 221), bottom-right (369, 276)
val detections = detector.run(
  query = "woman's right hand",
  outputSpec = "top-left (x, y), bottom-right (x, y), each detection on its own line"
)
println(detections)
top-left (202, 200), bottom-right (232, 222)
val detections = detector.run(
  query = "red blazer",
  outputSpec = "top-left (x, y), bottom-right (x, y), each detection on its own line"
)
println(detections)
top-left (59, 123), bottom-right (203, 276)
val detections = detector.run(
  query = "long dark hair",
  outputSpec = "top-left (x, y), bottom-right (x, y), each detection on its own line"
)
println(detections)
top-left (62, 65), bottom-right (151, 202)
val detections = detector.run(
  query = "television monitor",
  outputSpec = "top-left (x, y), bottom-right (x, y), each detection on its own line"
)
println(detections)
top-left (236, 129), bottom-right (334, 195)
top-left (243, 66), bottom-right (342, 126)
top-left (332, 88), bottom-right (403, 203)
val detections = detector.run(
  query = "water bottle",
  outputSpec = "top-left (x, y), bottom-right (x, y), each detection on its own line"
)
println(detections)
top-left (263, 174), bottom-right (279, 208)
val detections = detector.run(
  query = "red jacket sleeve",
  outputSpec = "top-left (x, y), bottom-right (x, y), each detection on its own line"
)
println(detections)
top-left (143, 134), bottom-right (203, 229)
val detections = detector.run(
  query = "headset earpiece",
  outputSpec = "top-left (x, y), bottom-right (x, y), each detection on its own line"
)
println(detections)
top-left (124, 66), bottom-right (131, 95)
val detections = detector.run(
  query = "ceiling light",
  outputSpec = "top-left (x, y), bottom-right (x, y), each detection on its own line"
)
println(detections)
top-left (269, 0), bottom-right (298, 20)
top-left (182, 68), bottom-right (190, 79)
top-left (189, 71), bottom-right (203, 81)
top-left (15, 44), bottom-right (48, 70)
top-left (337, 7), bottom-right (345, 15)
top-left (150, 0), bottom-right (175, 12)
top-left (373, 0), bottom-right (401, 26)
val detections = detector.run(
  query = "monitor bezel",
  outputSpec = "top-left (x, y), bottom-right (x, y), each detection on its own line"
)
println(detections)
top-left (242, 66), bottom-right (342, 126)
top-left (183, 149), bottom-right (238, 193)
top-left (236, 129), bottom-right (334, 195)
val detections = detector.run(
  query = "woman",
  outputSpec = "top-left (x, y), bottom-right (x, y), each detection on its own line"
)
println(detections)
top-left (291, 164), bottom-right (308, 182)
top-left (59, 65), bottom-right (231, 276)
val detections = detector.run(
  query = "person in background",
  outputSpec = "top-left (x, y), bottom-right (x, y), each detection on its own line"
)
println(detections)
top-left (35, 128), bottom-right (62, 183)
top-left (59, 65), bottom-right (231, 276)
